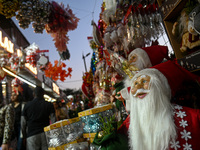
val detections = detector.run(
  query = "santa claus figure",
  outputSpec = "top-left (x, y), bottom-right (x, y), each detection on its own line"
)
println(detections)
top-left (120, 45), bottom-right (170, 111)
top-left (127, 45), bottom-right (169, 72)
top-left (118, 60), bottom-right (200, 150)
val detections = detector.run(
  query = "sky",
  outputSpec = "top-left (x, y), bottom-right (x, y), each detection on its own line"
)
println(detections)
top-left (12, 0), bottom-right (103, 90)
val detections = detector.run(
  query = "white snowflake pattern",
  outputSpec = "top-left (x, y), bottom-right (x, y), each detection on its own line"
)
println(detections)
top-left (176, 111), bottom-right (186, 118)
top-left (170, 140), bottom-right (181, 150)
top-left (174, 105), bottom-right (183, 110)
top-left (179, 120), bottom-right (188, 128)
top-left (181, 129), bottom-right (191, 141)
top-left (183, 143), bottom-right (192, 150)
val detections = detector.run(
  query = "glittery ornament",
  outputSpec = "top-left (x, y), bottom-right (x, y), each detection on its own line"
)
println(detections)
top-left (98, 131), bottom-right (104, 138)
top-left (0, 0), bottom-right (19, 18)
top-left (16, 0), bottom-right (51, 33)
top-left (79, 104), bottom-right (113, 133)
top-left (45, 1), bottom-right (79, 52)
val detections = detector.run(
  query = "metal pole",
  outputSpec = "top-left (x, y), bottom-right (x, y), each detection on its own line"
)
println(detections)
top-left (82, 52), bottom-right (90, 73)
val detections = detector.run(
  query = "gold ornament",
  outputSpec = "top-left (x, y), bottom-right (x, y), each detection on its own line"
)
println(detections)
top-left (122, 60), bottom-right (138, 79)
top-left (98, 131), bottom-right (104, 138)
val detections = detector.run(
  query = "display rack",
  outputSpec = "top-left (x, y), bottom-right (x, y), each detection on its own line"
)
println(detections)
top-left (157, 0), bottom-right (200, 72)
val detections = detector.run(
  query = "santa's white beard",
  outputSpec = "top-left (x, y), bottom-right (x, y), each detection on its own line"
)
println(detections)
top-left (128, 84), bottom-right (177, 150)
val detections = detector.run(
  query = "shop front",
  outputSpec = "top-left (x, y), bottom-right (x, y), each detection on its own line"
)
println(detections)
top-left (0, 15), bottom-right (60, 103)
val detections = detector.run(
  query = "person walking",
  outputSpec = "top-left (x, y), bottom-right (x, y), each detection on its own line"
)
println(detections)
top-left (0, 97), bottom-right (15, 150)
top-left (10, 91), bottom-right (25, 150)
top-left (21, 86), bottom-right (55, 150)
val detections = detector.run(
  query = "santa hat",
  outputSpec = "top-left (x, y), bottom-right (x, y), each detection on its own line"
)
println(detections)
top-left (133, 60), bottom-right (200, 96)
top-left (128, 45), bottom-right (169, 66)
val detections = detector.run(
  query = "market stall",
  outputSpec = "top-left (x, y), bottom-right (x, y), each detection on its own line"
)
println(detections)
top-left (0, 15), bottom-right (64, 102)
top-left (80, 0), bottom-right (200, 149)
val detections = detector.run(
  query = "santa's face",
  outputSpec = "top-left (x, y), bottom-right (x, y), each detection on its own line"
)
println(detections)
top-left (128, 54), bottom-right (137, 64)
top-left (131, 75), bottom-right (150, 99)
top-left (128, 54), bottom-right (146, 70)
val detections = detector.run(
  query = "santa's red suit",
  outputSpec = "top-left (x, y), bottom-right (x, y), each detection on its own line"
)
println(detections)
top-left (118, 104), bottom-right (200, 150)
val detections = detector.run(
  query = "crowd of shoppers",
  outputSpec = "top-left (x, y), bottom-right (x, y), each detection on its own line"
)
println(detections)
top-left (0, 83), bottom-right (90, 150)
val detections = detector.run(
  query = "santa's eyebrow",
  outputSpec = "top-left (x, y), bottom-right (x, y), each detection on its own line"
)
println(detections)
top-left (140, 75), bottom-right (147, 78)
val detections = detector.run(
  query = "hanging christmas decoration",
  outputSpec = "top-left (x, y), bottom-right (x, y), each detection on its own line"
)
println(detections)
top-left (0, 0), bottom-right (79, 60)
top-left (45, 1), bottom-right (79, 52)
top-left (91, 52), bottom-right (97, 75)
top-left (102, 0), bottom-right (117, 25)
top-left (88, 37), bottom-right (98, 51)
top-left (0, 0), bottom-right (19, 18)
top-left (11, 77), bottom-right (23, 87)
top-left (0, 54), bottom-right (8, 67)
top-left (36, 49), bottom-right (49, 70)
top-left (82, 69), bottom-right (95, 99)
top-left (24, 43), bottom-right (39, 67)
top-left (44, 60), bottom-right (72, 81)
top-left (101, 1), bottom-right (164, 58)
top-left (58, 48), bottom-right (70, 60)
top-left (16, 0), bottom-right (51, 33)
top-left (8, 52), bottom-right (21, 72)
top-left (92, 20), bottom-right (104, 47)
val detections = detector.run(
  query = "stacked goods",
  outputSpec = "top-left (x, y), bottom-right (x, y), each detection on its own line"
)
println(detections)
top-left (44, 117), bottom-right (84, 150)
top-left (78, 104), bottom-right (113, 143)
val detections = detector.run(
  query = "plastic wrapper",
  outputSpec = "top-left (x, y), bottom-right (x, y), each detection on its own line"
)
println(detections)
top-left (44, 122), bottom-right (66, 148)
top-left (64, 142), bottom-right (88, 150)
top-left (78, 104), bottom-right (114, 133)
top-left (62, 118), bottom-right (83, 143)
top-left (44, 117), bottom-right (84, 148)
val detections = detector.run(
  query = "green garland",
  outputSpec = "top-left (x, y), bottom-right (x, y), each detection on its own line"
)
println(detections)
top-left (99, 115), bottom-right (117, 137)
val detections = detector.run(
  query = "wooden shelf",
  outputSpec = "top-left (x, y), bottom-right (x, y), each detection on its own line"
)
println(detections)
top-left (163, 21), bottom-right (187, 59)
top-left (177, 50), bottom-right (200, 72)
top-left (163, 0), bottom-right (188, 21)
top-left (157, 0), bottom-right (199, 59)
top-left (157, 0), bottom-right (200, 73)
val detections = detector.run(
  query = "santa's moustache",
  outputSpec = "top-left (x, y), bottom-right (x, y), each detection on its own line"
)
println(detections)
top-left (133, 88), bottom-right (150, 97)
top-left (128, 86), bottom-right (177, 150)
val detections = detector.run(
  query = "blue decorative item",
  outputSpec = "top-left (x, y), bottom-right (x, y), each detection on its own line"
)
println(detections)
top-left (78, 104), bottom-right (114, 134)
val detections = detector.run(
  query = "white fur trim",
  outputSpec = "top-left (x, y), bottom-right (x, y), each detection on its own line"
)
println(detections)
top-left (67, 95), bottom-right (73, 99)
